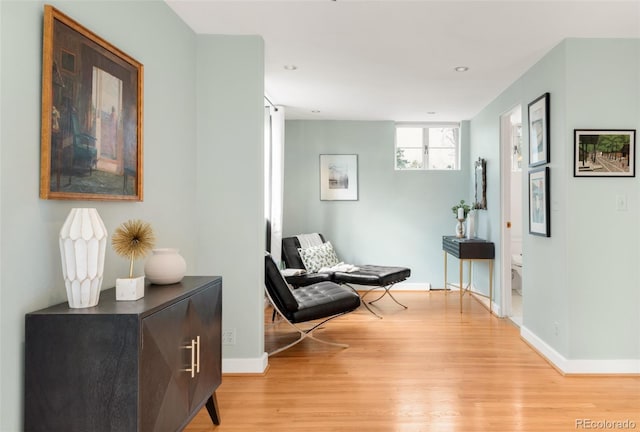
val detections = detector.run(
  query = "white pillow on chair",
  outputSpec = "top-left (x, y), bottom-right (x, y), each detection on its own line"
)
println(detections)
top-left (298, 242), bottom-right (340, 273)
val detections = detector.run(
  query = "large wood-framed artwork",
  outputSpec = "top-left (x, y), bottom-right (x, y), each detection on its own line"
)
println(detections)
top-left (40, 5), bottom-right (144, 201)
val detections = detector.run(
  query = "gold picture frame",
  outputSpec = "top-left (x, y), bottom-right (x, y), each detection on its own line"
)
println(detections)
top-left (40, 5), bottom-right (144, 201)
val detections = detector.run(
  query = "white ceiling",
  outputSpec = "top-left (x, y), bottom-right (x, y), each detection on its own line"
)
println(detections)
top-left (166, 0), bottom-right (640, 122)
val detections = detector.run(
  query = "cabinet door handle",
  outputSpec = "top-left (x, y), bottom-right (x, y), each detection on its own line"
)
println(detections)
top-left (182, 339), bottom-right (196, 378)
top-left (195, 335), bottom-right (201, 374)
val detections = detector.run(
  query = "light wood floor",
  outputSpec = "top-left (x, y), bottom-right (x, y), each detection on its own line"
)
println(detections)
top-left (186, 291), bottom-right (640, 431)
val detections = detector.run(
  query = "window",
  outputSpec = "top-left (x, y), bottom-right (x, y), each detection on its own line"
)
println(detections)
top-left (395, 123), bottom-right (460, 170)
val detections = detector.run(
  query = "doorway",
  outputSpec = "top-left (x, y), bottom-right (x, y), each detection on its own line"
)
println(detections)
top-left (500, 105), bottom-right (523, 325)
top-left (91, 66), bottom-right (123, 174)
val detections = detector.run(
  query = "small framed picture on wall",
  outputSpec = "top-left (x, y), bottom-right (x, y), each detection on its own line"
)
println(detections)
top-left (319, 154), bottom-right (358, 201)
top-left (528, 92), bottom-right (550, 167)
top-left (528, 166), bottom-right (550, 237)
top-left (573, 129), bottom-right (635, 177)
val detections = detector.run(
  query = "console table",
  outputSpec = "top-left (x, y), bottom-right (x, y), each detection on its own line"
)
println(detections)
top-left (24, 276), bottom-right (222, 432)
top-left (442, 236), bottom-right (495, 313)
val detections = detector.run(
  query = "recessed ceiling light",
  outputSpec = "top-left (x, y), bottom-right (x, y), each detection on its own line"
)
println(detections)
top-left (284, 65), bottom-right (298, 71)
top-left (454, 66), bottom-right (469, 72)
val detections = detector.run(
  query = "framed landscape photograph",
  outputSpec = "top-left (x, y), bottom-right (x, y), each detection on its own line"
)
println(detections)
top-left (528, 167), bottom-right (550, 237)
top-left (574, 129), bottom-right (635, 177)
top-left (528, 92), bottom-right (550, 167)
top-left (320, 154), bottom-right (358, 201)
top-left (40, 5), bottom-right (144, 201)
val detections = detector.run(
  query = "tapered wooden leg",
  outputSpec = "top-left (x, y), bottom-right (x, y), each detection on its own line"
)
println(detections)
top-left (459, 260), bottom-right (463, 313)
top-left (489, 259), bottom-right (494, 315)
top-left (444, 251), bottom-right (448, 295)
top-left (206, 392), bottom-right (221, 425)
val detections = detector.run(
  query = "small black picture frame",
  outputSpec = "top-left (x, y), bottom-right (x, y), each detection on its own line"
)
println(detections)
top-left (528, 92), bottom-right (550, 167)
top-left (528, 166), bottom-right (550, 237)
top-left (573, 129), bottom-right (636, 177)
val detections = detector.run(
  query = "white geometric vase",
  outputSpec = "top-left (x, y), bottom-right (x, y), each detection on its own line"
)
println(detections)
top-left (59, 208), bottom-right (108, 308)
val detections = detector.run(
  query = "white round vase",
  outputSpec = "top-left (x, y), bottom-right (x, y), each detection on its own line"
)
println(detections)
top-left (59, 208), bottom-right (108, 308)
top-left (144, 248), bottom-right (187, 285)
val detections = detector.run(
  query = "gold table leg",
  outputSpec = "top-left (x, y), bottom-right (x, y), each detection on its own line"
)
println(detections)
top-left (444, 251), bottom-right (448, 296)
top-left (459, 259), bottom-right (463, 313)
top-left (489, 259), bottom-right (494, 315)
top-left (468, 260), bottom-right (472, 294)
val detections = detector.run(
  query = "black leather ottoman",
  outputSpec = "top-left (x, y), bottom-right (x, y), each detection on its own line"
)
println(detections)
top-left (333, 265), bottom-right (411, 286)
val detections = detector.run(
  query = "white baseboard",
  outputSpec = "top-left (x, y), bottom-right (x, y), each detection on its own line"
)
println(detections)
top-left (521, 325), bottom-right (640, 375)
top-left (355, 282), bottom-right (431, 291)
top-left (222, 352), bottom-right (268, 374)
top-left (395, 281), bottom-right (431, 291)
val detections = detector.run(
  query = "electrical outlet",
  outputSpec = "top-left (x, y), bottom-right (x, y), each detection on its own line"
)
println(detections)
top-left (222, 329), bottom-right (236, 345)
top-left (616, 194), bottom-right (628, 211)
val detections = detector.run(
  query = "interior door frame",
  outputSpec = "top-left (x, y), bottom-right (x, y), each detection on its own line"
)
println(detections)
top-left (499, 104), bottom-right (521, 318)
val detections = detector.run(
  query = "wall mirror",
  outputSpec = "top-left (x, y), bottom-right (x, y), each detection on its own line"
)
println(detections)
top-left (474, 157), bottom-right (487, 210)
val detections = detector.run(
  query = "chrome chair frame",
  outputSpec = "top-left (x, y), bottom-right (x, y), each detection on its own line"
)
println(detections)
top-left (264, 253), bottom-right (360, 356)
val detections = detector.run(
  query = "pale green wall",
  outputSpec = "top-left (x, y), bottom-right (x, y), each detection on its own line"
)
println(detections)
top-left (470, 42), bottom-right (570, 352)
top-left (283, 120), bottom-right (470, 286)
top-left (0, 1), bottom-right (265, 429)
top-left (195, 35), bottom-right (265, 361)
top-left (564, 39), bottom-right (639, 359)
top-left (470, 38), bottom-right (639, 361)
top-left (0, 2), bottom-right (196, 429)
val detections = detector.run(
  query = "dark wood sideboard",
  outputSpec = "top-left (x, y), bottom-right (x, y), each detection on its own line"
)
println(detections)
top-left (442, 236), bottom-right (495, 313)
top-left (442, 235), bottom-right (495, 260)
top-left (24, 276), bottom-right (222, 432)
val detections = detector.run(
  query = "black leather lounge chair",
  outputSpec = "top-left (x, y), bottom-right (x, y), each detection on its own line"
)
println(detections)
top-left (264, 253), bottom-right (361, 356)
top-left (282, 234), bottom-right (411, 318)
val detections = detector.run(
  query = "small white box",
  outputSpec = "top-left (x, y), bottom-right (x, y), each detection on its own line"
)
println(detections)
top-left (116, 276), bottom-right (145, 301)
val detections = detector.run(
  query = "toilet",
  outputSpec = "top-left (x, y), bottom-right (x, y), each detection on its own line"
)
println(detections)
top-left (511, 253), bottom-right (523, 295)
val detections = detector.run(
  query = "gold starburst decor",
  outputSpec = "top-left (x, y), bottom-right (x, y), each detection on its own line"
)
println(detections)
top-left (112, 219), bottom-right (156, 277)
top-left (112, 219), bottom-right (155, 301)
